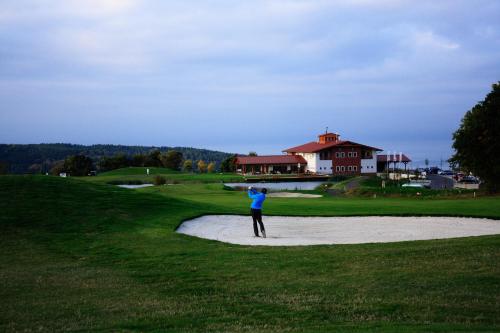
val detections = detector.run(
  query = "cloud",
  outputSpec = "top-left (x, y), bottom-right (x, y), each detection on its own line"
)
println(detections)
top-left (412, 30), bottom-right (460, 51)
top-left (1, 1), bottom-right (500, 160)
top-left (0, 0), bottom-right (138, 21)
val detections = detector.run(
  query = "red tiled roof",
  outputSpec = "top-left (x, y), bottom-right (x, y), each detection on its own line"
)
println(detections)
top-left (235, 155), bottom-right (307, 165)
top-left (283, 140), bottom-right (382, 153)
top-left (377, 154), bottom-right (411, 162)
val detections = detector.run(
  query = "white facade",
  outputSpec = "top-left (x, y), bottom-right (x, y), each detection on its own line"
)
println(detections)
top-left (296, 152), bottom-right (333, 174)
top-left (360, 151), bottom-right (377, 174)
top-left (295, 149), bottom-right (378, 174)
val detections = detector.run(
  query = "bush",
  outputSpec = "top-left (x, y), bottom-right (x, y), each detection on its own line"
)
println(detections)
top-left (153, 175), bottom-right (166, 185)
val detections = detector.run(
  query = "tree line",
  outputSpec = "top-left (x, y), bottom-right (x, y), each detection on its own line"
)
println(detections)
top-left (0, 143), bottom-right (236, 174)
top-left (46, 150), bottom-right (239, 176)
top-left (2, 147), bottom-right (239, 176)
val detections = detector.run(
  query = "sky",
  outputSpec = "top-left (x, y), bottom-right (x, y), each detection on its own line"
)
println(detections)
top-left (1, 0), bottom-right (499, 167)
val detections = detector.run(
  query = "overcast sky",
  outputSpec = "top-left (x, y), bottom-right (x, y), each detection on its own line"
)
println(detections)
top-left (1, 0), bottom-right (499, 166)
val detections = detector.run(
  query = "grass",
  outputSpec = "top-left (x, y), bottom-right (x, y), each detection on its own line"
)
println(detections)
top-left (1, 174), bottom-right (500, 332)
top-left (91, 166), bottom-right (244, 185)
top-left (98, 166), bottom-right (181, 176)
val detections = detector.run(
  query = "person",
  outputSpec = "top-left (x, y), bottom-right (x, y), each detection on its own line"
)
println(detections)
top-left (248, 186), bottom-right (267, 238)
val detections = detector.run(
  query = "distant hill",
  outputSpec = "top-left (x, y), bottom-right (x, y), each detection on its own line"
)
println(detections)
top-left (0, 143), bottom-right (235, 174)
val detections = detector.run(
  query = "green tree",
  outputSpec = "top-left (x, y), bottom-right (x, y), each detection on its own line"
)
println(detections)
top-left (50, 160), bottom-right (65, 176)
top-left (207, 162), bottom-right (216, 173)
top-left (248, 151), bottom-right (258, 156)
top-left (145, 150), bottom-right (163, 167)
top-left (63, 155), bottom-right (93, 176)
top-left (450, 82), bottom-right (500, 192)
top-left (162, 150), bottom-right (183, 171)
top-left (220, 154), bottom-right (237, 172)
top-left (0, 161), bottom-right (9, 174)
top-left (132, 154), bottom-right (146, 167)
top-left (197, 160), bottom-right (207, 173)
top-left (183, 159), bottom-right (193, 172)
top-left (99, 154), bottom-right (129, 171)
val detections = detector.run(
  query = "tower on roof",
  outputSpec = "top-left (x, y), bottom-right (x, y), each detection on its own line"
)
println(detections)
top-left (318, 132), bottom-right (340, 144)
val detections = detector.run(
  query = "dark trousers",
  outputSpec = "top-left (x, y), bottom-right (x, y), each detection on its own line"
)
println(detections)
top-left (251, 208), bottom-right (265, 236)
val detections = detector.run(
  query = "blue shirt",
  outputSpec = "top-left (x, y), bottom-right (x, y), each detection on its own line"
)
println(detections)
top-left (248, 190), bottom-right (266, 210)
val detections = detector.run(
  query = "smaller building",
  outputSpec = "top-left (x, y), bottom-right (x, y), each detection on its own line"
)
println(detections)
top-left (235, 155), bottom-right (307, 174)
top-left (377, 154), bottom-right (411, 172)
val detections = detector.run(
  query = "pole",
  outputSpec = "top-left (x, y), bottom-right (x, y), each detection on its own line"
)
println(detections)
top-left (386, 150), bottom-right (390, 179)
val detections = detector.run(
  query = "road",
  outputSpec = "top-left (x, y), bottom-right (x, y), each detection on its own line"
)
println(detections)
top-left (427, 174), bottom-right (455, 190)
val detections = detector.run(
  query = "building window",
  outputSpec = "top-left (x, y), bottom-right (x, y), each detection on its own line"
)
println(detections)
top-left (352, 152), bottom-right (357, 157)
top-left (341, 166), bottom-right (345, 171)
top-left (320, 150), bottom-right (331, 160)
top-left (347, 166), bottom-right (352, 171)
top-left (336, 166), bottom-right (340, 171)
top-left (353, 166), bottom-right (358, 171)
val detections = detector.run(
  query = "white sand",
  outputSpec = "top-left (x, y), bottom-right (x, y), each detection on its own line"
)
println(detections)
top-left (266, 192), bottom-right (322, 198)
top-left (176, 215), bottom-right (500, 246)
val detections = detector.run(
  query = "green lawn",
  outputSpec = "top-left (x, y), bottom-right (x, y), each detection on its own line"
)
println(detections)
top-left (98, 166), bottom-right (182, 176)
top-left (91, 167), bottom-right (244, 185)
top-left (1, 175), bottom-right (500, 332)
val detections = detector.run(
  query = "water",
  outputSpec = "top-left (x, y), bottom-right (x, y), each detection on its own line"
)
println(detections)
top-left (224, 181), bottom-right (325, 191)
top-left (117, 184), bottom-right (154, 189)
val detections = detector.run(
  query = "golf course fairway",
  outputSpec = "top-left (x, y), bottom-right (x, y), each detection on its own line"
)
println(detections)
top-left (1, 174), bottom-right (500, 332)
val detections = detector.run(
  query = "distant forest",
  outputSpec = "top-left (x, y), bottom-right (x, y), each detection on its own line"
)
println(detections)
top-left (0, 143), bottom-right (235, 174)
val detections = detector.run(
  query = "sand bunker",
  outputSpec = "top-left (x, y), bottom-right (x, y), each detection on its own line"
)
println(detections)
top-left (176, 215), bottom-right (500, 246)
top-left (266, 192), bottom-right (322, 198)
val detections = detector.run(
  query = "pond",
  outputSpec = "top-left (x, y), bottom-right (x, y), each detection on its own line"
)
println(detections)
top-left (224, 181), bottom-right (325, 191)
top-left (117, 184), bottom-right (154, 189)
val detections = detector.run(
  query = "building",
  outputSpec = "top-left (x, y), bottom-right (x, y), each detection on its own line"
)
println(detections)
top-left (235, 155), bottom-right (307, 174)
top-left (377, 154), bottom-right (412, 172)
top-left (235, 132), bottom-right (382, 175)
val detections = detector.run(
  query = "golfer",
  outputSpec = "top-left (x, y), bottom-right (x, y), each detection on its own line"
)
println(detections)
top-left (248, 186), bottom-right (267, 238)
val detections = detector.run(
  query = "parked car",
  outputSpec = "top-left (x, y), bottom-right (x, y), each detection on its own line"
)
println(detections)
top-left (428, 167), bottom-right (441, 174)
top-left (439, 170), bottom-right (454, 176)
top-left (460, 176), bottom-right (479, 184)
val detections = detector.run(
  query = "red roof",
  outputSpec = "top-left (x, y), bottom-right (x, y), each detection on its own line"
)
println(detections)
top-left (283, 140), bottom-right (382, 153)
top-left (377, 154), bottom-right (411, 163)
top-left (235, 155), bottom-right (307, 165)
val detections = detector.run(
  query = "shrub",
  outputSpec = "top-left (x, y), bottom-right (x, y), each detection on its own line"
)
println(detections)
top-left (153, 175), bottom-right (166, 185)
